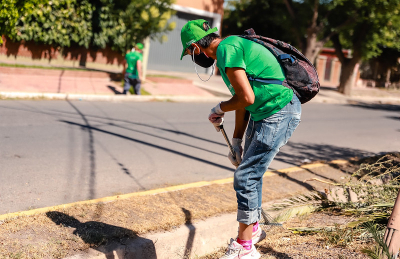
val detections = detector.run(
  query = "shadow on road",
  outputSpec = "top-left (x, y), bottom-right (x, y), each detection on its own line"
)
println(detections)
top-left (103, 121), bottom-right (225, 157)
top-left (51, 107), bottom-right (227, 147)
top-left (275, 142), bottom-right (375, 166)
top-left (0, 103), bottom-right (227, 147)
top-left (270, 142), bottom-right (377, 188)
top-left (346, 102), bottom-right (400, 112)
top-left (387, 115), bottom-right (400, 121)
top-left (60, 120), bottom-right (235, 172)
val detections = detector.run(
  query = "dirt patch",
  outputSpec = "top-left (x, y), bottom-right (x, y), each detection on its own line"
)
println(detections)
top-left (1, 155), bottom-right (396, 258)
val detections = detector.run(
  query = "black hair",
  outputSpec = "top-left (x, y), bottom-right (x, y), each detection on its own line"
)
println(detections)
top-left (187, 32), bottom-right (220, 53)
top-left (187, 22), bottom-right (221, 53)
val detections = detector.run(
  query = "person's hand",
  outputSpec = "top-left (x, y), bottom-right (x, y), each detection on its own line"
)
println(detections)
top-left (208, 102), bottom-right (225, 132)
top-left (228, 138), bottom-right (243, 167)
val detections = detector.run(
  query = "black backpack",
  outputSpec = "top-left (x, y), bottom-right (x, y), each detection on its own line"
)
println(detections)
top-left (240, 28), bottom-right (320, 104)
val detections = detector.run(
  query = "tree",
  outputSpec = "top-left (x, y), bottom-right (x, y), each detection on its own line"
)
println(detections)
top-left (222, 0), bottom-right (352, 63)
top-left (329, 0), bottom-right (400, 95)
top-left (0, 0), bottom-right (22, 44)
top-left (377, 48), bottom-right (400, 87)
top-left (6, 0), bottom-right (175, 54)
top-left (223, 1), bottom-right (299, 48)
top-left (92, 0), bottom-right (176, 53)
top-left (13, 0), bottom-right (93, 48)
top-left (362, 47), bottom-right (400, 87)
top-left (223, 0), bottom-right (400, 95)
top-left (282, 0), bottom-right (354, 65)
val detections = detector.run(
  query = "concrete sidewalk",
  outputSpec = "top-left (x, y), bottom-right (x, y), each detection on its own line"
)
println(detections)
top-left (1, 66), bottom-right (400, 105)
top-left (0, 66), bottom-right (215, 99)
top-left (147, 69), bottom-right (400, 105)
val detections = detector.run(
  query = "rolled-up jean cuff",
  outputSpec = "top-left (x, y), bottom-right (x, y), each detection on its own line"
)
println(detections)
top-left (237, 208), bottom-right (261, 225)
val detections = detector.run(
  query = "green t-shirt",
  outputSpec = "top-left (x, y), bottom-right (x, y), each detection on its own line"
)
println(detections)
top-left (125, 51), bottom-right (143, 79)
top-left (216, 36), bottom-right (293, 121)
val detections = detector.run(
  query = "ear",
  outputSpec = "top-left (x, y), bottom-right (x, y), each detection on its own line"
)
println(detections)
top-left (190, 43), bottom-right (201, 55)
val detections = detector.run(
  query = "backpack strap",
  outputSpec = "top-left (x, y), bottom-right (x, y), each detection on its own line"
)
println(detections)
top-left (247, 53), bottom-right (295, 85)
top-left (278, 54), bottom-right (296, 64)
top-left (247, 76), bottom-right (283, 85)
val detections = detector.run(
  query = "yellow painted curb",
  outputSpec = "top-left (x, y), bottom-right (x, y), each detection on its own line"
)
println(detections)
top-left (0, 160), bottom-right (347, 221)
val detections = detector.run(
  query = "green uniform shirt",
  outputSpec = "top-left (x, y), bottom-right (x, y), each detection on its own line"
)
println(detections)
top-left (125, 51), bottom-right (143, 79)
top-left (216, 36), bottom-right (293, 121)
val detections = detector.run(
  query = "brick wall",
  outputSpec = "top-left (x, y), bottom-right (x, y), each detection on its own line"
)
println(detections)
top-left (0, 36), bottom-right (124, 71)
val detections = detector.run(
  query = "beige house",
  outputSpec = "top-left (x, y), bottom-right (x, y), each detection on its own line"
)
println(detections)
top-left (147, 0), bottom-right (224, 74)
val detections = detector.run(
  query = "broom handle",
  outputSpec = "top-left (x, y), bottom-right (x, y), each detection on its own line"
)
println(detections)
top-left (219, 125), bottom-right (236, 160)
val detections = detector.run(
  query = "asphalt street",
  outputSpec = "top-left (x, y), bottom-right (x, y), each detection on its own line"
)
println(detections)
top-left (0, 100), bottom-right (399, 214)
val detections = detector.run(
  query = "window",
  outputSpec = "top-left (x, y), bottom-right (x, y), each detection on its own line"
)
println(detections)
top-left (324, 57), bottom-right (333, 81)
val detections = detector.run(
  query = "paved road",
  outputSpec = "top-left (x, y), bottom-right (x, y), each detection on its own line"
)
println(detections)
top-left (1, 100), bottom-right (399, 214)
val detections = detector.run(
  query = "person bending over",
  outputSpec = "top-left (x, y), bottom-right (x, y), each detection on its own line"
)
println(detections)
top-left (180, 20), bottom-right (301, 259)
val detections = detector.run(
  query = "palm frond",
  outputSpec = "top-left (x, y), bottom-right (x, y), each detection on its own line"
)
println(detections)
top-left (273, 205), bottom-right (315, 223)
top-left (347, 212), bottom-right (390, 228)
top-left (272, 191), bottom-right (326, 211)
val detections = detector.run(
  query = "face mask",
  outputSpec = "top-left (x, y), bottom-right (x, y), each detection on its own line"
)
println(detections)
top-left (191, 46), bottom-right (215, 82)
top-left (191, 51), bottom-right (214, 68)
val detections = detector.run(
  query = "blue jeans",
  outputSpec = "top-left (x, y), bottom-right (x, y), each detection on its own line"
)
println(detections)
top-left (124, 73), bottom-right (141, 95)
top-left (234, 94), bottom-right (301, 225)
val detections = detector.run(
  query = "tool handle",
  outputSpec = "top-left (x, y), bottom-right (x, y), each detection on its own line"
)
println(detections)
top-left (219, 125), bottom-right (236, 160)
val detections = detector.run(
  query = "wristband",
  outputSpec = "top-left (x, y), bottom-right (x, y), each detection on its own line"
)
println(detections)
top-left (214, 102), bottom-right (224, 115)
top-left (232, 138), bottom-right (242, 146)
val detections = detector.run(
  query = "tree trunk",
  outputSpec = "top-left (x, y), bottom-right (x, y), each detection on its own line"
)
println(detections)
top-left (373, 61), bottom-right (379, 81)
top-left (303, 0), bottom-right (322, 64)
top-left (385, 67), bottom-right (391, 88)
top-left (338, 59), bottom-right (359, 96)
top-left (304, 40), bottom-right (323, 64)
top-left (79, 49), bottom-right (87, 67)
top-left (304, 33), bottom-right (320, 63)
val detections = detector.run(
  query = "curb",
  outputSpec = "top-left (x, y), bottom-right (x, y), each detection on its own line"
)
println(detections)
top-left (0, 92), bottom-right (225, 102)
top-left (2, 91), bottom-right (400, 105)
top-left (0, 160), bottom-right (347, 222)
top-left (309, 94), bottom-right (400, 105)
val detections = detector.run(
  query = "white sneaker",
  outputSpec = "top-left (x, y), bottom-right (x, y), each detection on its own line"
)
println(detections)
top-left (219, 239), bottom-right (261, 259)
top-left (252, 227), bottom-right (266, 244)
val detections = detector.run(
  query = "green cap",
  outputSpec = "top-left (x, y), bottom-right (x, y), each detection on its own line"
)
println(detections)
top-left (180, 19), bottom-right (218, 60)
top-left (136, 43), bottom-right (144, 50)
